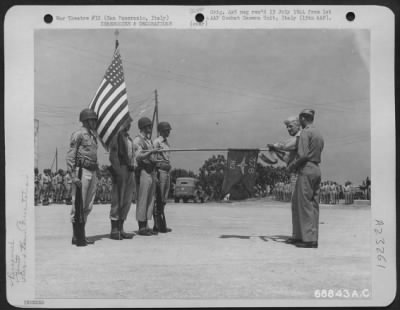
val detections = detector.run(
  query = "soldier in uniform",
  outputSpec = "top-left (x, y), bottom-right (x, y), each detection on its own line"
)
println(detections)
top-left (133, 117), bottom-right (158, 236)
top-left (49, 172), bottom-right (56, 204)
top-left (323, 182), bottom-right (329, 204)
top-left (66, 108), bottom-right (99, 246)
top-left (319, 182), bottom-right (325, 204)
top-left (329, 181), bottom-right (336, 204)
top-left (344, 182), bottom-right (353, 204)
top-left (288, 109), bottom-right (324, 248)
top-left (268, 116), bottom-right (302, 243)
top-left (153, 121), bottom-right (173, 233)
top-left (108, 115), bottom-right (135, 240)
top-left (41, 169), bottom-right (51, 205)
top-left (55, 169), bottom-right (64, 203)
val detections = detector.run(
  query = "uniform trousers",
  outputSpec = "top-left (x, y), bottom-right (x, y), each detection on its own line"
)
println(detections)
top-left (110, 166), bottom-right (135, 221)
top-left (56, 184), bottom-right (63, 200)
top-left (70, 168), bottom-right (97, 223)
top-left (158, 170), bottom-right (170, 202)
top-left (136, 169), bottom-right (156, 222)
top-left (292, 162), bottom-right (321, 242)
top-left (289, 172), bottom-right (300, 240)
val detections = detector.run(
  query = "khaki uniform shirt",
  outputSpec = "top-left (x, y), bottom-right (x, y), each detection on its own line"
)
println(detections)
top-left (133, 133), bottom-right (154, 168)
top-left (66, 127), bottom-right (98, 173)
top-left (297, 124), bottom-right (324, 164)
top-left (153, 136), bottom-right (170, 163)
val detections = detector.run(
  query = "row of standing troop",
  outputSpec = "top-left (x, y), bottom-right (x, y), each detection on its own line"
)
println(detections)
top-left (34, 169), bottom-right (74, 205)
top-left (35, 169), bottom-right (114, 205)
top-left (273, 181), bottom-right (360, 205)
top-left (66, 108), bottom-right (173, 246)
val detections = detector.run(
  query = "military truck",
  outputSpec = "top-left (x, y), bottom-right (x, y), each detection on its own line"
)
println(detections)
top-left (174, 177), bottom-right (205, 203)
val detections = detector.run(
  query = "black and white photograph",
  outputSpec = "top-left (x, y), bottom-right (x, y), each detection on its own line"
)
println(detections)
top-left (4, 6), bottom-right (396, 307)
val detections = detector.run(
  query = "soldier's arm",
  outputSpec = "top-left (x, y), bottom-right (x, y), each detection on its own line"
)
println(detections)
top-left (288, 132), bottom-right (309, 171)
top-left (134, 138), bottom-right (156, 162)
top-left (280, 138), bottom-right (297, 152)
top-left (65, 131), bottom-right (82, 187)
top-left (66, 131), bottom-right (82, 178)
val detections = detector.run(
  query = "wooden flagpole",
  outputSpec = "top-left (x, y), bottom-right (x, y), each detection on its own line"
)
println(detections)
top-left (150, 89), bottom-right (158, 139)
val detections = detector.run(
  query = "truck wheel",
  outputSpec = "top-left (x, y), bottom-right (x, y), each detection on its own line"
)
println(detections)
top-left (174, 198), bottom-right (179, 203)
top-left (183, 198), bottom-right (188, 203)
top-left (200, 198), bottom-right (204, 203)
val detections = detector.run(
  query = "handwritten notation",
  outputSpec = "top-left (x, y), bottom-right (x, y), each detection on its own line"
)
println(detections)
top-left (7, 175), bottom-right (28, 286)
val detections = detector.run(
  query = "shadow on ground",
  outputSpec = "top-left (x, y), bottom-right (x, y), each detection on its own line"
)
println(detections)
top-left (86, 233), bottom-right (111, 242)
top-left (219, 234), bottom-right (292, 243)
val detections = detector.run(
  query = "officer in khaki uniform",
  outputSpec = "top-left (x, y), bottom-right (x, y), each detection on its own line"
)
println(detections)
top-left (288, 109), bottom-right (324, 248)
top-left (153, 121), bottom-right (173, 233)
top-left (66, 108), bottom-right (98, 246)
top-left (108, 114), bottom-right (135, 240)
top-left (267, 116), bottom-right (302, 243)
top-left (133, 117), bottom-right (158, 236)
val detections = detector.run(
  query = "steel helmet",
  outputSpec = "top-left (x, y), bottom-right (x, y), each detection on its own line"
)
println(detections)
top-left (79, 108), bottom-right (97, 122)
top-left (158, 121), bottom-right (171, 132)
top-left (138, 117), bottom-right (152, 130)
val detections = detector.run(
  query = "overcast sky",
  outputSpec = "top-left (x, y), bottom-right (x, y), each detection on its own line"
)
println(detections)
top-left (35, 29), bottom-right (370, 184)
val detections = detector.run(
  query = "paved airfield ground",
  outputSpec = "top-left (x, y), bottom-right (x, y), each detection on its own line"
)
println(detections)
top-left (35, 199), bottom-right (371, 300)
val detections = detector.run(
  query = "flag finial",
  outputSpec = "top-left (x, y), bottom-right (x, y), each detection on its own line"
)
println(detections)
top-left (114, 29), bottom-right (119, 50)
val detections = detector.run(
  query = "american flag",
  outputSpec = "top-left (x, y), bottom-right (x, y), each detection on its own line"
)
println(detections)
top-left (89, 45), bottom-right (130, 150)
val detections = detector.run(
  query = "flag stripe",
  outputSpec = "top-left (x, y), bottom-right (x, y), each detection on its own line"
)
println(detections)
top-left (100, 100), bottom-right (128, 140)
top-left (89, 79), bottom-right (107, 111)
top-left (97, 88), bottom-right (127, 125)
top-left (89, 47), bottom-right (130, 150)
top-left (94, 83), bottom-right (114, 114)
top-left (104, 107), bottom-right (130, 146)
top-left (102, 104), bottom-right (129, 144)
top-left (98, 96), bottom-right (128, 137)
top-left (97, 83), bottom-right (126, 118)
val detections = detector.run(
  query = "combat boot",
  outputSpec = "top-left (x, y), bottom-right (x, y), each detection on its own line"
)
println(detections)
top-left (152, 205), bottom-right (160, 234)
top-left (159, 203), bottom-right (172, 233)
top-left (83, 222), bottom-right (95, 245)
top-left (119, 220), bottom-right (134, 239)
top-left (72, 223), bottom-right (87, 247)
top-left (110, 220), bottom-right (122, 240)
top-left (137, 221), bottom-right (152, 236)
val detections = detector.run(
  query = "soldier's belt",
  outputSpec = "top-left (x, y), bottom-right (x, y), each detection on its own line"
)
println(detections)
top-left (156, 162), bottom-right (171, 172)
top-left (136, 160), bottom-right (155, 174)
top-left (77, 160), bottom-right (98, 171)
